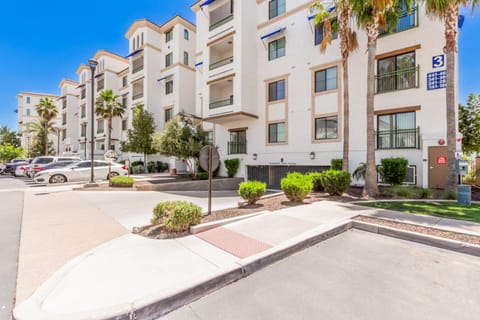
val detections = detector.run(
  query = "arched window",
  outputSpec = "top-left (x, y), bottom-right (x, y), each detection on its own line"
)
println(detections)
top-left (184, 29), bottom-right (189, 40)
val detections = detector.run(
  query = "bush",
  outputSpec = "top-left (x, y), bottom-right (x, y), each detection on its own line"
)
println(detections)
top-left (319, 170), bottom-right (351, 196)
top-left (151, 201), bottom-right (202, 232)
top-left (238, 181), bottom-right (266, 205)
top-left (379, 158), bottom-right (408, 185)
top-left (131, 165), bottom-right (145, 174)
top-left (308, 172), bottom-right (324, 192)
top-left (156, 161), bottom-right (169, 173)
top-left (147, 161), bottom-right (156, 173)
top-left (331, 159), bottom-right (343, 171)
top-left (385, 186), bottom-right (434, 199)
top-left (443, 190), bottom-right (457, 200)
top-left (196, 172), bottom-right (209, 180)
top-left (224, 158), bottom-right (240, 178)
top-left (281, 173), bottom-right (313, 202)
top-left (131, 160), bottom-right (144, 167)
top-left (110, 176), bottom-right (135, 188)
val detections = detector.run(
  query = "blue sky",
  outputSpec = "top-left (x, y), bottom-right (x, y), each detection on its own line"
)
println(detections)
top-left (0, 1), bottom-right (478, 131)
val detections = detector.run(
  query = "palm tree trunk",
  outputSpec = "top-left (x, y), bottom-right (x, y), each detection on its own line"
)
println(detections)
top-left (108, 117), bottom-right (112, 151)
top-left (44, 121), bottom-right (48, 156)
top-left (364, 23), bottom-right (379, 197)
top-left (340, 4), bottom-right (350, 172)
top-left (444, 4), bottom-right (459, 192)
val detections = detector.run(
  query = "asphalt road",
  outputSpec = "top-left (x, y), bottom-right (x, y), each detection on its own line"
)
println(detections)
top-left (0, 175), bottom-right (31, 190)
top-left (163, 229), bottom-right (480, 320)
top-left (0, 189), bottom-right (24, 320)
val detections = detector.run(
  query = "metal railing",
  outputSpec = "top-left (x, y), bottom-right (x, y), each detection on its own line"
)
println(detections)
top-left (228, 141), bottom-right (247, 154)
top-left (210, 56), bottom-right (234, 70)
top-left (132, 93), bottom-right (144, 100)
top-left (376, 127), bottom-right (420, 149)
top-left (209, 96), bottom-right (233, 109)
top-left (209, 14), bottom-right (234, 31)
top-left (375, 66), bottom-right (419, 94)
top-left (380, 6), bottom-right (418, 35)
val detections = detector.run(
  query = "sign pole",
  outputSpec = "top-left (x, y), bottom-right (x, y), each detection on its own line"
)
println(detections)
top-left (208, 145), bottom-right (213, 215)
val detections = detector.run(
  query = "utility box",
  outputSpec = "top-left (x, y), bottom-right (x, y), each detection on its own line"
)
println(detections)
top-left (455, 160), bottom-right (469, 176)
top-left (457, 185), bottom-right (471, 206)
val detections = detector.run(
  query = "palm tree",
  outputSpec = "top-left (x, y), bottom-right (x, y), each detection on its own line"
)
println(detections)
top-left (27, 119), bottom-right (55, 157)
top-left (35, 97), bottom-right (58, 155)
top-left (424, 0), bottom-right (479, 192)
top-left (0, 125), bottom-right (20, 147)
top-left (350, 0), bottom-right (412, 197)
top-left (95, 89), bottom-right (125, 152)
top-left (311, 0), bottom-right (359, 172)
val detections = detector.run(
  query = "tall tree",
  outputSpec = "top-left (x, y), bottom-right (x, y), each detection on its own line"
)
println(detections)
top-left (95, 89), bottom-right (126, 152)
top-left (0, 126), bottom-right (21, 147)
top-left (121, 106), bottom-right (156, 171)
top-left (0, 145), bottom-right (24, 162)
top-left (27, 119), bottom-right (55, 157)
top-left (35, 97), bottom-right (58, 156)
top-left (311, 0), bottom-right (358, 172)
top-left (459, 93), bottom-right (480, 153)
top-left (350, 0), bottom-right (412, 197)
top-left (153, 114), bottom-right (207, 176)
top-left (424, 0), bottom-right (479, 192)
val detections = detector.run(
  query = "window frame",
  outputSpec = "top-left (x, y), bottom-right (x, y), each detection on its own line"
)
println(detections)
top-left (376, 111), bottom-right (417, 149)
top-left (269, 0), bottom-right (286, 19)
top-left (314, 116), bottom-right (338, 140)
top-left (165, 52), bottom-right (173, 68)
top-left (183, 51), bottom-right (189, 66)
top-left (165, 108), bottom-right (173, 123)
top-left (268, 79), bottom-right (286, 102)
top-left (268, 37), bottom-right (286, 61)
top-left (184, 29), bottom-right (189, 40)
top-left (166, 29), bottom-right (173, 42)
top-left (165, 80), bottom-right (174, 95)
top-left (314, 66), bottom-right (338, 93)
top-left (268, 122), bottom-right (286, 144)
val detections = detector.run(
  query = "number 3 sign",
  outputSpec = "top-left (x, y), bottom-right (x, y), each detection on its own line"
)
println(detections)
top-left (432, 55), bottom-right (445, 68)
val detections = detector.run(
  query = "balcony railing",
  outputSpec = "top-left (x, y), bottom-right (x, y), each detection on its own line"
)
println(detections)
top-left (375, 66), bottom-right (419, 94)
top-left (132, 93), bottom-right (144, 100)
top-left (228, 141), bottom-right (247, 155)
top-left (376, 127), bottom-right (420, 149)
top-left (132, 65), bottom-right (144, 74)
top-left (209, 14), bottom-right (233, 31)
top-left (209, 96), bottom-right (233, 109)
top-left (97, 129), bottom-right (105, 134)
top-left (210, 56), bottom-right (234, 71)
top-left (380, 6), bottom-right (418, 36)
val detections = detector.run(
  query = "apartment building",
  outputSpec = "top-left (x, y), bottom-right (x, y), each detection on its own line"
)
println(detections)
top-left (192, 0), bottom-right (456, 189)
top-left (16, 92), bottom-right (61, 156)
top-left (58, 79), bottom-right (80, 155)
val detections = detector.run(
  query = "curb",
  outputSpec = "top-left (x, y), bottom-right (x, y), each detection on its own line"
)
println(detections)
top-left (352, 220), bottom-right (480, 257)
top-left (190, 211), bottom-right (269, 234)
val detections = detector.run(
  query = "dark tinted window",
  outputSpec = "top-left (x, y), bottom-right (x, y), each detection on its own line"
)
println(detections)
top-left (33, 157), bottom-right (54, 164)
top-left (77, 162), bottom-right (91, 168)
top-left (94, 161), bottom-right (108, 167)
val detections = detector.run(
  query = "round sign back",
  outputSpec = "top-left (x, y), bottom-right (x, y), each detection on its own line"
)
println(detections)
top-left (104, 150), bottom-right (118, 163)
top-left (199, 145), bottom-right (220, 172)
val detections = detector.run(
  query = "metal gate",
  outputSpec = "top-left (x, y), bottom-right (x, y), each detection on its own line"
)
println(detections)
top-left (247, 165), bottom-right (330, 190)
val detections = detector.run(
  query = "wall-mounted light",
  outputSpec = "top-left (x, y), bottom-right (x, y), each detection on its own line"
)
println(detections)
top-left (252, 153), bottom-right (258, 160)
top-left (309, 152), bottom-right (315, 160)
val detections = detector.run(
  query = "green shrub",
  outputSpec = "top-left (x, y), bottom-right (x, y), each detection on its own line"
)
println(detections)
top-left (110, 176), bottom-right (135, 188)
top-left (379, 158), bottom-right (408, 185)
top-left (319, 170), bottom-right (351, 196)
top-left (131, 160), bottom-right (144, 167)
top-left (281, 172), bottom-right (313, 202)
top-left (238, 181), bottom-right (266, 205)
top-left (443, 190), bottom-right (457, 200)
top-left (418, 188), bottom-right (433, 199)
top-left (224, 158), bottom-right (240, 178)
top-left (156, 161), bottom-right (169, 172)
top-left (147, 161), bottom-right (156, 173)
top-left (308, 172), bottom-right (324, 192)
top-left (196, 172), bottom-right (209, 180)
top-left (131, 165), bottom-right (145, 174)
top-left (331, 159), bottom-right (343, 171)
top-left (151, 201), bottom-right (202, 232)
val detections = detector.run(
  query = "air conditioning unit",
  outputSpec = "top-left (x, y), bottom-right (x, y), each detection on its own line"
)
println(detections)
top-left (377, 165), bottom-right (417, 185)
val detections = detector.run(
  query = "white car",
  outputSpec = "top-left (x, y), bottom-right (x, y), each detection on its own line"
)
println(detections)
top-left (26, 156), bottom-right (82, 178)
top-left (14, 162), bottom-right (29, 177)
top-left (34, 160), bottom-right (128, 184)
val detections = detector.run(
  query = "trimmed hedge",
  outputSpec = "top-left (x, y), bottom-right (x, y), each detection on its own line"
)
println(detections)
top-left (308, 172), bottom-right (324, 192)
top-left (224, 158), bottom-right (240, 178)
top-left (380, 157), bottom-right (408, 185)
top-left (319, 170), bottom-right (351, 196)
top-left (152, 201), bottom-right (202, 232)
top-left (331, 159), bottom-right (343, 171)
top-left (281, 172), bottom-right (313, 202)
top-left (238, 180), bottom-right (266, 205)
top-left (131, 165), bottom-right (145, 174)
top-left (110, 176), bottom-right (135, 188)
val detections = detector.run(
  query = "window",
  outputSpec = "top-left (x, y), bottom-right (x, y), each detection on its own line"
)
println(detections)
top-left (166, 29), bottom-right (173, 42)
top-left (269, 0), bottom-right (286, 19)
top-left (62, 129), bottom-right (67, 140)
top-left (165, 80), bottom-right (173, 95)
top-left (81, 88), bottom-right (86, 99)
top-left (122, 94), bottom-right (128, 108)
top-left (97, 78), bottom-right (104, 91)
top-left (377, 51), bottom-right (417, 93)
top-left (315, 116), bottom-right (338, 140)
top-left (380, 0), bottom-right (418, 35)
top-left (165, 53), bottom-right (173, 68)
top-left (77, 161), bottom-right (91, 168)
top-left (183, 51), bottom-right (189, 66)
top-left (184, 29), bottom-right (189, 40)
top-left (165, 108), bottom-right (173, 123)
top-left (122, 119), bottom-right (128, 131)
top-left (141, 32), bottom-right (144, 46)
top-left (228, 130), bottom-right (247, 154)
top-left (205, 131), bottom-right (214, 144)
top-left (26, 97), bottom-right (31, 104)
top-left (268, 122), bottom-right (286, 143)
top-left (268, 37), bottom-right (285, 61)
top-left (268, 80), bottom-right (286, 102)
top-left (62, 114), bottom-right (67, 125)
top-left (209, 0), bottom-right (234, 31)
top-left (97, 119), bottom-right (104, 134)
top-left (80, 105), bottom-right (86, 118)
top-left (81, 124), bottom-right (87, 137)
top-left (132, 56), bottom-right (144, 73)
top-left (377, 111), bottom-right (417, 149)
top-left (26, 108), bottom-right (31, 116)
top-left (315, 66), bottom-right (338, 92)
top-left (122, 76), bottom-right (127, 87)
top-left (315, 19), bottom-right (338, 45)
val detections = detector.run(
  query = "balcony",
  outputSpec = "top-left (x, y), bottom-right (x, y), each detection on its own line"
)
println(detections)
top-left (380, 6), bottom-right (418, 36)
top-left (132, 93), bottom-right (144, 101)
top-left (228, 141), bottom-right (247, 154)
top-left (132, 57), bottom-right (144, 74)
top-left (210, 96), bottom-right (233, 109)
top-left (210, 56), bottom-right (234, 71)
top-left (210, 14), bottom-right (233, 31)
top-left (375, 66), bottom-right (419, 94)
top-left (97, 129), bottom-right (105, 134)
top-left (376, 127), bottom-right (420, 149)
top-left (209, 0), bottom-right (233, 31)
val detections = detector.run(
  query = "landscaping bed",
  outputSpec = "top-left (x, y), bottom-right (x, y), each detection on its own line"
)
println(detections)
top-left (354, 215), bottom-right (480, 246)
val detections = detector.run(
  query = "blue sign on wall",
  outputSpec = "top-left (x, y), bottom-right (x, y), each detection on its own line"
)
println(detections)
top-left (427, 70), bottom-right (446, 90)
top-left (432, 55), bottom-right (445, 68)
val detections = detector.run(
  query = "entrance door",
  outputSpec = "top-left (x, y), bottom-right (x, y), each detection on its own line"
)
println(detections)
top-left (428, 146), bottom-right (448, 189)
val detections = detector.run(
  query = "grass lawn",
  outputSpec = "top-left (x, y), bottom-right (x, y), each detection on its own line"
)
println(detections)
top-left (359, 201), bottom-right (480, 223)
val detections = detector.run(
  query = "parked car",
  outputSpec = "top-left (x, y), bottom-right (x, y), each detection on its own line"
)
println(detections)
top-left (14, 163), bottom-right (30, 177)
top-left (4, 159), bottom-right (28, 174)
top-left (34, 160), bottom-right (128, 184)
top-left (26, 156), bottom-right (82, 178)
top-left (31, 160), bottom-right (79, 178)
